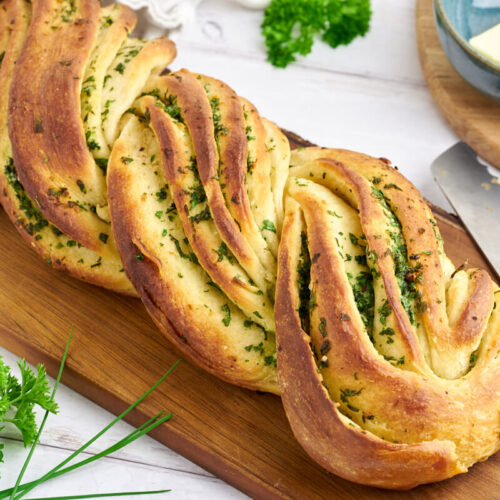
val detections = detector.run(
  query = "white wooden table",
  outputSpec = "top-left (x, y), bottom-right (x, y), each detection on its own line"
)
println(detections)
top-left (0, 0), bottom-right (459, 497)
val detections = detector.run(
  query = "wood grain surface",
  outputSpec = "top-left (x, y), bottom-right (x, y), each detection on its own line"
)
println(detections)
top-left (416, 0), bottom-right (500, 170)
top-left (0, 132), bottom-right (498, 499)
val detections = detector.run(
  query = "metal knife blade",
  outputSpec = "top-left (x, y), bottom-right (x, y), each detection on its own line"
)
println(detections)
top-left (431, 142), bottom-right (500, 278)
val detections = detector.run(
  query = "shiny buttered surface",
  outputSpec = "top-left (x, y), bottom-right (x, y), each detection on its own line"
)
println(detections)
top-left (107, 69), bottom-right (290, 393)
top-left (276, 148), bottom-right (500, 488)
top-left (1, 0), bottom-right (499, 490)
top-left (1, 0), bottom-right (175, 294)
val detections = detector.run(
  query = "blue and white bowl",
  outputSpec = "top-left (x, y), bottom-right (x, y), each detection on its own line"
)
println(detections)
top-left (434, 0), bottom-right (500, 100)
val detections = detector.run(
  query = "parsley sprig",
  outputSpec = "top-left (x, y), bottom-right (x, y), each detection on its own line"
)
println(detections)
top-left (0, 358), bottom-right (59, 466)
top-left (262, 0), bottom-right (372, 68)
top-left (0, 329), bottom-right (179, 499)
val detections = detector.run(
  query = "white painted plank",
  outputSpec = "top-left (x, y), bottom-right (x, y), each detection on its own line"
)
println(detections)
top-left (168, 0), bottom-right (458, 211)
top-left (0, 440), bottom-right (245, 499)
top-left (178, 0), bottom-right (425, 85)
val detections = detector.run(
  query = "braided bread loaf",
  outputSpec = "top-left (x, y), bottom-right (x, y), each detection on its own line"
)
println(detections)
top-left (2, 0), bottom-right (500, 490)
top-left (1, 0), bottom-right (175, 294)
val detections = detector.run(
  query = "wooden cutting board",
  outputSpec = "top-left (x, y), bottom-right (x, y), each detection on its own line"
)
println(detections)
top-left (416, 0), bottom-right (500, 170)
top-left (0, 132), bottom-right (498, 500)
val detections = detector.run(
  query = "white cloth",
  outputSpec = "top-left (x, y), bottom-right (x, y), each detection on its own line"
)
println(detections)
top-left (117, 0), bottom-right (270, 33)
top-left (118, 0), bottom-right (202, 31)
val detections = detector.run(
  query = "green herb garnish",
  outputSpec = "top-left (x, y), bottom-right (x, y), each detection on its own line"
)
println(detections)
top-left (260, 220), bottom-right (276, 233)
top-left (33, 119), bottom-right (43, 134)
top-left (221, 304), bottom-right (231, 326)
top-left (0, 330), bottom-right (178, 499)
top-left (114, 62), bottom-right (126, 74)
top-left (262, 0), bottom-right (371, 68)
top-left (0, 356), bottom-right (59, 470)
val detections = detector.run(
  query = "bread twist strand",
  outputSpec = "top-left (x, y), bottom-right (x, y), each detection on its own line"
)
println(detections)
top-left (108, 69), bottom-right (290, 392)
top-left (2, 0), bottom-right (175, 293)
top-left (276, 148), bottom-right (500, 488)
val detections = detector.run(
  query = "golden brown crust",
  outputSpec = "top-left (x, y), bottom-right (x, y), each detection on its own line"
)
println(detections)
top-left (107, 69), bottom-right (290, 392)
top-left (0, 0), bottom-right (30, 138)
top-left (3, 0), bottom-right (175, 294)
top-left (275, 148), bottom-right (500, 489)
top-left (0, 0), bottom-right (135, 294)
top-left (276, 207), bottom-right (462, 488)
top-left (141, 93), bottom-right (274, 328)
top-left (107, 112), bottom-right (281, 392)
top-left (106, 67), bottom-right (500, 487)
top-left (322, 158), bottom-right (427, 369)
top-left (110, 186), bottom-right (275, 391)
top-left (3, 3), bottom-right (498, 487)
top-left (162, 72), bottom-right (274, 294)
top-left (289, 147), bottom-right (495, 378)
top-left (9, 0), bottom-right (104, 251)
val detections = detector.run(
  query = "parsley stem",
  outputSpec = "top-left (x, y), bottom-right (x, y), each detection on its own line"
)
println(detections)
top-left (9, 328), bottom-right (73, 500)
top-left (23, 490), bottom-right (170, 499)
top-left (9, 360), bottom-right (180, 500)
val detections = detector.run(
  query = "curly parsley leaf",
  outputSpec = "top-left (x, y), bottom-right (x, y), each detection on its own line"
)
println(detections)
top-left (0, 357), bottom-right (58, 451)
top-left (262, 0), bottom-right (372, 68)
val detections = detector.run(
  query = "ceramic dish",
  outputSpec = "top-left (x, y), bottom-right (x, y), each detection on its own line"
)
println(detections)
top-left (434, 0), bottom-right (500, 100)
